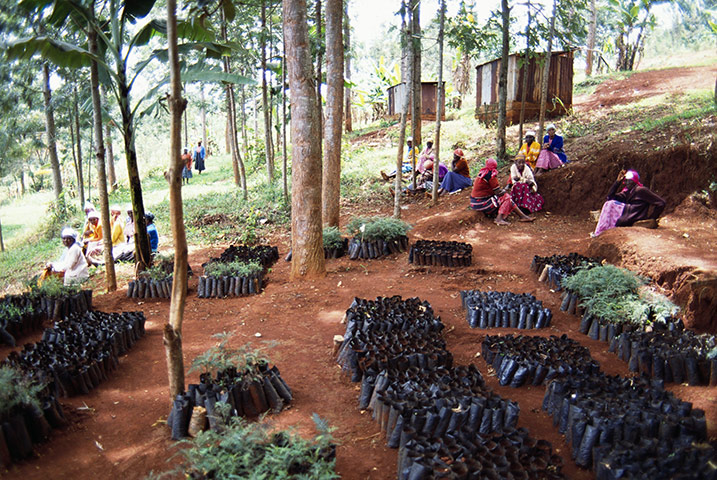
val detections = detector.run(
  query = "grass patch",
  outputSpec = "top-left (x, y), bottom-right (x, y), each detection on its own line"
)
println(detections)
top-left (631, 91), bottom-right (717, 132)
top-left (573, 71), bottom-right (634, 96)
top-left (0, 236), bottom-right (60, 292)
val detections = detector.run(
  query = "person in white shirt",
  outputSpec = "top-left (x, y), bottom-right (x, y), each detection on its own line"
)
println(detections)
top-left (44, 228), bottom-right (90, 285)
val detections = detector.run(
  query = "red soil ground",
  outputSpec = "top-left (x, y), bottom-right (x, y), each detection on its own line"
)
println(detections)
top-left (2, 64), bottom-right (716, 480)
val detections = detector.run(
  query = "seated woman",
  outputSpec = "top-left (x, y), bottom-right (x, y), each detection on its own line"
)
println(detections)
top-left (87, 206), bottom-right (126, 265)
top-left (519, 131), bottom-right (541, 170)
top-left (438, 149), bottom-right (472, 194)
top-left (146, 212), bottom-right (159, 253)
top-left (125, 207), bottom-right (135, 243)
top-left (416, 141), bottom-right (435, 174)
top-left (470, 158), bottom-right (535, 226)
top-left (83, 211), bottom-right (103, 255)
top-left (535, 124), bottom-right (567, 174)
top-left (41, 228), bottom-right (89, 285)
top-left (509, 154), bottom-right (544, 213)
top-left (592, 169), bottom-right (666, 237)
top-left (381, 137), bottom-right (415, 181)
top-left (406, 159), bottom-right (448, 194)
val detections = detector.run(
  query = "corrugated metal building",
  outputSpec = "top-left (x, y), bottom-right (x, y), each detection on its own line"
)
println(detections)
top-left (475, 51), bottom-right (573, 125)
top-left (387, 81), bottom-right (446, 121)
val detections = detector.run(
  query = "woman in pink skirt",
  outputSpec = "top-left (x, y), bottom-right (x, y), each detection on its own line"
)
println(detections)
top-left (535, 124), bottom-right (567, 174)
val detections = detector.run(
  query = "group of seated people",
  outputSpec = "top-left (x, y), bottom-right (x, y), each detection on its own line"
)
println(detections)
top-left (41, 204), bottom-right (160, 285)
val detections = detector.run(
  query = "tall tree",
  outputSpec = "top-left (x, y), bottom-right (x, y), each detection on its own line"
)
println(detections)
top-left (518, 0), bottom-right (533, 148)
top-left (585, 0), bottom-right (597, 76)
top-left (393, 0), bottom-right (411, 219)
top-left (261, 0), bottom-right (275, 183)
top-left (284, 0), bottom-right (325, 279)
top-left (42, 63), bottom-right (62, 200)
top-left (315, 0), bottom-right (323, 170)
top-left (432, 0), bottom-right (446, 204)
top-left (88, 2), bottom-right (116, 292)
top-left (281, 45), bottom-right (288, 201)
top-left (496, 0), bottom-right (510, 161)
top-left (537, 0), bottom-right (557, 141)
top-left (410, 0), bottom-right (421, 151)
top-left (343, 0), bottom-right (352, 133)
top-left (322, 0), bottom-right (343, 227)
top-left (73, 86), bottom-right (85, 206)
top-left (104, 87), bottom-right (117, 192)
top-left (164, 0), bottom-right (188, 401)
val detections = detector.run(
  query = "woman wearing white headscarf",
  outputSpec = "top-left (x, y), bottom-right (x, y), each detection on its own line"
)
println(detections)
top-left (42, 228), bottom-right (89, 285)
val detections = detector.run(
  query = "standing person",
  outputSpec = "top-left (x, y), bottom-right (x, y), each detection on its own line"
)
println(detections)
top-left (193, 140), bottom-right (206, 174)
top-left (470, 158), bottom-right (535, 226)
top-left (592, 170), bottom-right (666, 237)
top-left (181, 148), bottom-right (193, 184)
top-left (41, 228), bottom-right (89, 285)
top-left (518, 131), bottom-right (541, 170)
top-left (509, 154), bottom-right (544, 213)
top-left (438, 149), bottom-right (472, 194)
top-left (535, 124), bottom-right (568, 174)
top-left (146, 212), bottom-right (159, 253)
top-left (125, 207), bottom-right (135, 243)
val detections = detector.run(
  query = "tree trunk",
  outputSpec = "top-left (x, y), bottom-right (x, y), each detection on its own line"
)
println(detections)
top-left (315, 0), bottom-right (323, 175)
top-left (103, 88), bottom-right (117, 191)
top-left (241, 86), bottom-right (249, 160)
top-left (518, 2), bottom-right (531, 149)
top-left (282, 46), bottom-right (289, 202)
top-left (200, 85), bottom-right (207, 156)
top-left (537, 0), bottom-right (557, 141)
top-left (496, 0), bottom-right (510, 161)
top-left (322, 0), bottom-right (343, 227)
top-left (284, 0), bottom-right (326, 279)
top-left (343, 0), bottom-right (352, 133)
top-left (410, 0), bottom-right (421, 159)
top-left (432, 0), bottom-right (445, 204)
top-left (69, 119), bottom-right (80, 204)
top-left (225, 114), bottom-right (231, 153)
top-left (261, 0), bottom-right (275, 183)
top-left (164, 0), bottom-right (188, 401)
top-left (183, 83), bottom-right (188, 148)
top-left (73, 88), bottom-right (85, 206)
top-left (585, 0), bottom-right (597, 76)
top-left (394, 1), bottom-right (411, 219)
top-left (89, 7), bottom-right (116, 292)
top-left (42, 63), bottom-right (62, 200)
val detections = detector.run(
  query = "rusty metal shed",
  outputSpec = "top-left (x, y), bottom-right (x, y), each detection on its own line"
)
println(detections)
top-left (387, 81), bottom-right (446, 121)
top-left (475, 51), bottom-right (573, 125)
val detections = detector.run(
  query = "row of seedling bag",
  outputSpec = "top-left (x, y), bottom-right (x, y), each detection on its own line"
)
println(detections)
top-left (533, 253), bottom-right (716, 386)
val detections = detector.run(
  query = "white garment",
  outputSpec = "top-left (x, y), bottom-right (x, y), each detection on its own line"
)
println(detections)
top-left (510, 164), bottom-right (538, 192)
top-left (52, 243), bottom-right (89, 285)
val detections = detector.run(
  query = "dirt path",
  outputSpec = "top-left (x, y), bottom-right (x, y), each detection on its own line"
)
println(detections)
top-left (2, 190), bottom-right (715, 480)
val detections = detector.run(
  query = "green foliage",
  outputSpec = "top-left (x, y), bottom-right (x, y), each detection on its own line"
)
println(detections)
top-left (30, 275), bottom-right (82, 298)
top-left (345, 216), bottom-right (411, 242)
top-left (322, 227), bottom-right (343, 249)
top-left (0, 236), bottom-right (58, 291)
top-left (0, 302), bottom-right (33, 320)
top-left (176, 415), bottom-right (338, 479)
top-left (203, 260), bottom-right (263, 279)
top-left (563, 264), bottom-right (644, 300)
top-left (0, 365), bottom-right (45, 417)
top-left (42, 192), bottom-right (80, 240)
top-left (143, 263), bottom-right (172, 282)
top-left (189, 332), bottom-right (270, 377)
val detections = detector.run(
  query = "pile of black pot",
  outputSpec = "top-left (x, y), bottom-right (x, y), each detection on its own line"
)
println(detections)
top-left (570, 298), bottom-right (684, 342)
top-left (196, 272), bottom-right (264, 298)
top-left (203, 244), bottom-right (279, 269)
top-left (408, 240), bottom-right (472, 267)
top-left (285, 239), bottom-right (349, 261)
top-left (530, 253), bottom-right (601, 291)
top-left (0, 294), bottom-right (45, 346)
top-left (336, 296), bottom-right (565, 479)
top-left (610, 329), bottom-right (717, 386)
top-left (461, 290), bottom-right (552, 329)
top-left (347, 235), bottom-right (409, 260)
top-left (482, 334), bottom-right (600, 387)
top-left (168, 362), bottom-right (292, 440)
top-left (37, 289), bottom-right (93, 321)
top-left (126, 276), bottom-right (173, 299)
top-left (3, 311), bottom-right (146, 398)
top-left (398, 427), bottom-right (565, 480)
top-left (0, 390), bottom-right (67, 466)
top-left (542, 373), bottom-right (713, 475)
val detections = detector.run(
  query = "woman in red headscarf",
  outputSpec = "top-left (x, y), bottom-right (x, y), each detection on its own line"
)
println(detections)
top-left (437, 149), bottom-right (473, 194)
top-left (470, 158), bottom-right (535, 225)
top-left (592, 169), bottom-right (666, 236)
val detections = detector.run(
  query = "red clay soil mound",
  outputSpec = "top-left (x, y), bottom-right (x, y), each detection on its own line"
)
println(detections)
top-left (538, 142), bottom-right (717, 216)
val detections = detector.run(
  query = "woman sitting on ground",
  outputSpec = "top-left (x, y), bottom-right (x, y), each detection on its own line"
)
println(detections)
top-left (519, 131), bottom-right (541, 170)
top-left (40, 228), bottom-right (89, 285)
top-left (592, 169), bottom-right (666, 237)
top-left (405, 159), bottom-right (448, 195)
top-left (146, 212), bottom-right (159, 253)
top-left (438, 149), bottom-right (472, 195)
top-left (509, 154), bottom-right (544, 213)
top-left (535, 124), bottom-right (567, 174)
top-left (416, 141), bottom-right (435, 174)
top-left (470, 158), bottom-right (535, 226)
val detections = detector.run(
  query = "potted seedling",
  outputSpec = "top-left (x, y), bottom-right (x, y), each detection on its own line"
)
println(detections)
top-left (284, 226), bottom-right (349, 261)
top-left (409, 240), bottom-right (473, 267)
top-left (28, 277), bottom-right (92, 320)
top-left (345, 216), bottom-right (411, 260)
top-left (197, 260), bottom-right (264, 298)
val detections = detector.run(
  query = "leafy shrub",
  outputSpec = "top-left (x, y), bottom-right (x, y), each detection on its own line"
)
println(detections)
top-left (30, 275), bottom-right (82, 298)
top-left (345, 216), bottom-right (411, 242)
top-left (203, 260), bottom-right (263, 278)
top-left (323, 226), bottom-right (344, 249)
top-left (0, 365), bottom-right (45, 417)
top-left (177, 414), bottom-right (338, 479)
top-left (41, 192), bottom-right (80, 240)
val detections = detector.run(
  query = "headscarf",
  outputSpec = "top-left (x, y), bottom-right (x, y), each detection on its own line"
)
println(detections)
top-left (110, 205), bottom-right (122, 213)
top-left (478, 158), bottom-right (498, 181)
top-left (453, 148), bottom-right (465, 158)
top-left (88, 211), bottom-right (100, 220)
top-left (61, 227), bottom-right (77, 240)
top-left (546, 124), bottom-right (556, 132)
top-left (525, 130), bottom-right (536, 138)
top-left (624, 170), bottom-right (642, 187)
